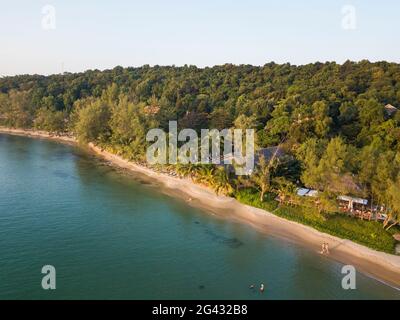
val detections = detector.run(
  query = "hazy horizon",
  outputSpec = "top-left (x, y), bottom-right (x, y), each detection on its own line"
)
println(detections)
top-left (3, 58), bottom-right (400, 78)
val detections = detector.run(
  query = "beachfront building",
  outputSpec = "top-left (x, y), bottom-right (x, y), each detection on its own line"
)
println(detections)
top-left (296, 188), bottom-right (369, 212)
top-left (337, 195), bottom-right (368, 212)
top-left (295, 188), bottom-right (390, 222)
top-left (296, 188), bottom-right (318, 198)
top-left (296, 188), bottom-right (374, 219)
top-left (336, 195), bottom-right (374, 220)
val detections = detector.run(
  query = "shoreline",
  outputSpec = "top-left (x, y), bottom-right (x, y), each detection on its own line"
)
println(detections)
top-left (0, 127), bottom-right (76, 144)
top-left (1, 127), bottom-right (400, 290)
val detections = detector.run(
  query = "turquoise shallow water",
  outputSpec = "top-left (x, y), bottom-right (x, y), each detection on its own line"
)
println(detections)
top-left (0, 134), bottom-right (399, 300)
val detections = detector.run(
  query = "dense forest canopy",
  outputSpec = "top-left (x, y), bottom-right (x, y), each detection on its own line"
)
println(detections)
top-left (1, 61), bottom-right (399, 230)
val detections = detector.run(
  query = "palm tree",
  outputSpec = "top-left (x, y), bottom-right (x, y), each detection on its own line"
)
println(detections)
top-left (250, 155), bottom-right (279, 202)
top-left (194, 165), bottom-right (215, 185)
top-left (274, 177), bottom-right (297, 205)
top-left (315, 192), bottom-right (338, 216)
top-left (175, 163), bottom-right (202, 178)
top-left (383, 177), bottom-right (400, 230)
top-left (210, 167), bottom-right (234, 196)
top-left (175, 163), bottom-right (190, 177)
top-left (232, 174), bottom-right (253, 193)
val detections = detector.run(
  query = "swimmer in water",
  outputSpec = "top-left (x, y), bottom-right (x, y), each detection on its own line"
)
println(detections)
top-left (260, 283), bottom-right (265, 293)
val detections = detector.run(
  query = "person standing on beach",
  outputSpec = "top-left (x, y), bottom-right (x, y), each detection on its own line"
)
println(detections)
top-left (320, 242), bottom-right (330, 255)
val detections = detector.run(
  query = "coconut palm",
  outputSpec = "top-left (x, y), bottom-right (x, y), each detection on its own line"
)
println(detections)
top-left (273, 177), bottom-right (297, 205)
top-left (175, 163), bottom-right (202, 178)
top-left (250, 155), bottom-right (279, 202)
top-left (232, 174), bottom-right (254, 193)
top-left (383, 176), bottom-right (400, 230)
top-left (210, 167), bottom-right (234, 196)
top-left (194, 165), bottom-right (215, 185)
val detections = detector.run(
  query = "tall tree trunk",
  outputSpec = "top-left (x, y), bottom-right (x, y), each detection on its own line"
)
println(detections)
top-left (386, 221), bottom-right (398, 231)
top-left (383, 216), bottom-right (390, 229)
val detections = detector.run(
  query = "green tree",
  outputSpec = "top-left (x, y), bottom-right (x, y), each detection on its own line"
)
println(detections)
top-left (297, 138), bottom-right (325, 189)
top-left (0, 90), bottom-right (33, 128)
top-left (250, 155), bottom-right (278, 202)
top-left (210, 167), bottom-right (234, 196)
top-left (34, 107), bottom-right (65, 133)
top-left (109, 96), bottom-right (150, 159)
top-left (316, 192), bottom-right (338, 216)
top-left (210, 108), bottom-right (233, 130)
top-left (233, 114), bottom-right (259, 130)
top-left (274, 177), bottom-right (297, 205)
top-left (370, 151), bottom-right (400, 206)
top-left (383, 176), bottom-right (400, 230)
top-left (264, 101), bottom-right (291, 146)
top-left (312, 101), bottom-right (332, 138)
top-left (74, 99), bottom-right (111, 143)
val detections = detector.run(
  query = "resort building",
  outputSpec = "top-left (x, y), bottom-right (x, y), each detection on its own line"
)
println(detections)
top-left (296, 188), bottom-right (318, 198)
top-left (337, 195), bottom-right (368, 211)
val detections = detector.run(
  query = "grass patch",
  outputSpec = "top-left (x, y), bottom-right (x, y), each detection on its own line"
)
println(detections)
top-left (235, 188), bottom-right (278, 212)
top-left (235, 188), bottom-right (398, 254)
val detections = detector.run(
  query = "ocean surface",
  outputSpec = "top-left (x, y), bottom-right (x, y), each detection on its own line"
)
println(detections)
top-left (0, 133), bottom-right (399, 299)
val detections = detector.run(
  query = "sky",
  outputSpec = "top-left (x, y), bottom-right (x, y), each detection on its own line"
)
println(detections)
top-left (0, 0), bottom-right (399, 76)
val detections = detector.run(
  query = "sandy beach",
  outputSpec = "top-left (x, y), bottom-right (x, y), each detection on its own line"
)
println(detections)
top-left (1, 127), bottom-right (400, 290)
top-left (0, 127), bottom-right (76, 144)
